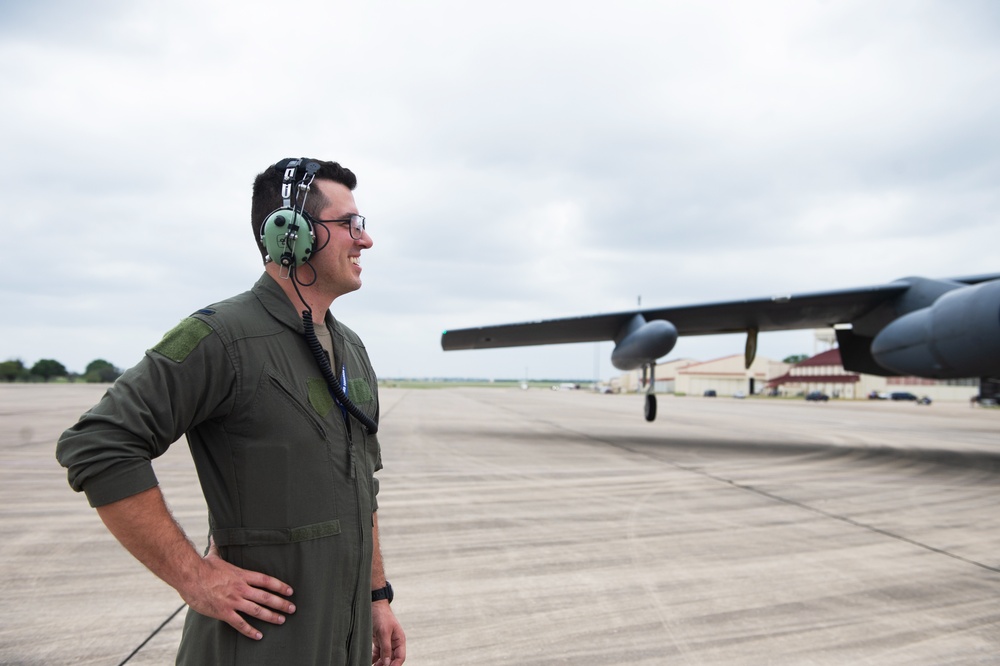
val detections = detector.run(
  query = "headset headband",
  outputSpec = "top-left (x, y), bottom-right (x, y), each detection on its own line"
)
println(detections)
top-left (279, 158), bottom-right (321, 212)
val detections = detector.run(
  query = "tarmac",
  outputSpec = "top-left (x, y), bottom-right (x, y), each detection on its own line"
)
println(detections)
top-left (2, 383), bottom-right (999, 665)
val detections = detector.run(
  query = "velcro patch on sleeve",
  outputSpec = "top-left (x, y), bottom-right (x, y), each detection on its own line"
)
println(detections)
top-left (151, 318), bottom-right (214, 363)
top-left (348, 377), bottom-right (373, 404)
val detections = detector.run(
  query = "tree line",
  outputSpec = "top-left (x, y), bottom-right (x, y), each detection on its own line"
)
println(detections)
top-left (0, 358), bottom-right (123, 383)
top-left (3, 354), bottom-right (814, 384)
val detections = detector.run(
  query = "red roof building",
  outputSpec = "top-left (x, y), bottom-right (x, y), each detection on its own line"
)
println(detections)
top-left (766, 348), bottom-right (861, 398)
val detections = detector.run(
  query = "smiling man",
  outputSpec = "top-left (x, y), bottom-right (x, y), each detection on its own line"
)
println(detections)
top-left (57, 158), bottom-right (406, 666)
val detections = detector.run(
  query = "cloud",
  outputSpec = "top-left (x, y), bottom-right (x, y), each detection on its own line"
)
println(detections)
top-left (3, 0), bottom-right (999, 379)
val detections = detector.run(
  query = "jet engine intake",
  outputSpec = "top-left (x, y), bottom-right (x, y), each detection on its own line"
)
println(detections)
top-left (610, 317), bottom-right (678, 371)
top-left (871, 279), bottom-right (1000, 378)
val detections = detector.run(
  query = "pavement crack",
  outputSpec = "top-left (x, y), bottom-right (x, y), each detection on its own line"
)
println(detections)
top-left (117, 603), bottom-right (187, 665)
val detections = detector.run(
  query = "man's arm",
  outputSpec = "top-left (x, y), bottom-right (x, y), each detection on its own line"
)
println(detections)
top-left (371, 511), bottom-right (405, 665)
top-left (96, 486), bottom-right (296, 641)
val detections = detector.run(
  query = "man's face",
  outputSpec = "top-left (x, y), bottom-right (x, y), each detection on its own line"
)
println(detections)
top-left (309, 179), bottom-right (373, 298)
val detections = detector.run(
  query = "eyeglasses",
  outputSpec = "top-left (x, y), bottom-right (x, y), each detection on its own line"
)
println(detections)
top-left (315, 214), bottom-right (366, 240)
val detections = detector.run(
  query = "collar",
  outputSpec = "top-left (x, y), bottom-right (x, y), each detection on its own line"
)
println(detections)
top-left (252, 272), bottom-right (339, 335)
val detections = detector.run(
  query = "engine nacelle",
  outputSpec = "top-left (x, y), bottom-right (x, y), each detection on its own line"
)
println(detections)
top-left (871, 279), bottom-right (1000, 378)
top-left (610, 318), bottom-right (678, 371)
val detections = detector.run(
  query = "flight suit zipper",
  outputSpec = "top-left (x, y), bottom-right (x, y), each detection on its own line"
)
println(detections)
top-left (343, 416), bottom-right (368, 660)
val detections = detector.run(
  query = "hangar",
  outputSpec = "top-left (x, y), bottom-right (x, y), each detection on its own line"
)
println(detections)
top-left (620, 355), bottom-right (789, 397)
top-left (620, 334), bottom-right (979, 402)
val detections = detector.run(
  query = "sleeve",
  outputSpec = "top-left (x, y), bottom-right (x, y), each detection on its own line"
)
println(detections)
top-left (56, 316), bottom-right (237, 507)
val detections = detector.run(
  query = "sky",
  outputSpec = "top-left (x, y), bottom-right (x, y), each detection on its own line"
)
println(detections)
top-left (3, 0), bottom-right (999, 381)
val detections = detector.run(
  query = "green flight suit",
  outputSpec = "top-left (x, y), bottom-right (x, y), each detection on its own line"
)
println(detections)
top-left (57, 273), bottom-right (383, 665)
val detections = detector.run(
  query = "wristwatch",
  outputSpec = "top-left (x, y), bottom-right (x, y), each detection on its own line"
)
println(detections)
top-left (371, 581), bottom-right (393, 604)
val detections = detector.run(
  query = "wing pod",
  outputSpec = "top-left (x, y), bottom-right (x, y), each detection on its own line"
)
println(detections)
top-left (871, 279), bottom-right (1000, 377)
top-left (610, 315), bottom-right (679, 371)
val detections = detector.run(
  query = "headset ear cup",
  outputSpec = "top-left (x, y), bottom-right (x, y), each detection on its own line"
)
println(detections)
top-left (260, 208), bottom-right (316, 267)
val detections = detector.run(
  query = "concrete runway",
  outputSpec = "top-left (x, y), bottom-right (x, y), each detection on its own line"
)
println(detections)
top-left (2, 384), bottom-right (999, 665)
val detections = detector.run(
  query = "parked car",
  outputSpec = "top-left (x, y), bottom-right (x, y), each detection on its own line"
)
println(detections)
top-left (733, 391), bottom-right (746, 399)
top-left (917, 396), bottom-right (932, 405)
top-left (805, 391), bottom-right (830, 402)
top-left (703, 389), bottom-right (717, 397)
top-left (890, 392), bottom-right (918, 401)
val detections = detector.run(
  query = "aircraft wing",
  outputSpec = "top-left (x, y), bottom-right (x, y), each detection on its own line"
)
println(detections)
top-left (441, 273), bottom-right (1000, 351)
top-left (441, 283), bottom-right (908, 350)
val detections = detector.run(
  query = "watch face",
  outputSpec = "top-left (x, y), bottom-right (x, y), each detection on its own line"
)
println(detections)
top-left (385, 581), bottom-right (394, 603)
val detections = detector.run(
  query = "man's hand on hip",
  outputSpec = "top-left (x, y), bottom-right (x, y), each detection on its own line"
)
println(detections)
top-left (180, 539), bottom-right (296, 641)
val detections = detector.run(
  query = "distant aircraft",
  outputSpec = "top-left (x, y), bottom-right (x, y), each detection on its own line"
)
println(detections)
top-left (441, 273), bottom-right (1000, 421)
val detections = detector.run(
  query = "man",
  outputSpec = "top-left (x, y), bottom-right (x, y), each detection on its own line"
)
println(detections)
top-left (57, 158), bottom-right (406, 665)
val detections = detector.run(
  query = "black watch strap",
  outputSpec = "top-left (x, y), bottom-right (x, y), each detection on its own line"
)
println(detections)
top-left (371, 581), bottom-right (393, 604)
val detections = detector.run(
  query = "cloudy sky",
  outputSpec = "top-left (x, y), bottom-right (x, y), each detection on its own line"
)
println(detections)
top-left (3, 0), bottom-right (999, 381)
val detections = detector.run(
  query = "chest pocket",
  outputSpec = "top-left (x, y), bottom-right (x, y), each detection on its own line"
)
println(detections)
top-left (228, 369), bottom-right (343, 529)
top-left (267, 371), bottom-right (328, 437)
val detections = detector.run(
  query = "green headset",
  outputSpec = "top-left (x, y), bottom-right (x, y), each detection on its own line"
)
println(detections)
top-left (259, 158), bottom-right (322, 268)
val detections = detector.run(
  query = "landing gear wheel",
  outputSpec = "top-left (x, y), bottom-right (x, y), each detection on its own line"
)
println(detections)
top-left (644, 394), bottom-right (657, 422)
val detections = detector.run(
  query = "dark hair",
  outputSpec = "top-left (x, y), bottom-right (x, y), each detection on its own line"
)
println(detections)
top-left (251, 158), bottom-right (358, 262)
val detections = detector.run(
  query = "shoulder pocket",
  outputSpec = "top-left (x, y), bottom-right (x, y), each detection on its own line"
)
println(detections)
top-left (151, 318), bottom-right (213, 362)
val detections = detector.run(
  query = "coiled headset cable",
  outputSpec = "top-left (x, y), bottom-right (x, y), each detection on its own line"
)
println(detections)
top-left (301, 306), bottom-right (378, 434)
